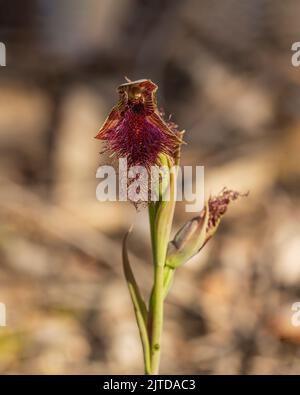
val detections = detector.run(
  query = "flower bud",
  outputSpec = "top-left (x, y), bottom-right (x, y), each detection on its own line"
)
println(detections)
top-left (166, 203), bottom-right (209, 269)
top-left (166, 188), bottom-right (247, 269)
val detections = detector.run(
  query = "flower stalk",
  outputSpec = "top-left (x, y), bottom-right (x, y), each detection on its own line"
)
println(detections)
top-left (148, 155), bottom-right (177, 374)
top-left (96, 78), bottom-right (246, 374)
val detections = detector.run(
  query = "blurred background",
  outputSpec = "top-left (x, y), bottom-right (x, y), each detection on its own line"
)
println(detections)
top-left (0, 0), bottom-right (300, 374)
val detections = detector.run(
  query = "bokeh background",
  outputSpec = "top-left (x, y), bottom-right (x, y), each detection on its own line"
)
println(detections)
top-left (0, 0), bottom-right (300, 374)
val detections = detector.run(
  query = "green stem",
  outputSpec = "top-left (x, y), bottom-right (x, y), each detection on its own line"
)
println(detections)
top-left (147, 155), bottom-right (177, 374)
top-left (150, 261), bottom-right (164, 374)
top-left (148, 202), bottom-right (156, 253)
top-left (148, 203), bottom-right (164, 374)
top-left (163, 266), bottom-right (175, 299)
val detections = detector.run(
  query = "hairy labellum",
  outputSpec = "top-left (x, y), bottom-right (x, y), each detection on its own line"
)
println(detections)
top-left (206, 188), bottom-right (246, 232)
top-left (95, 79), bottom-right (181, 170)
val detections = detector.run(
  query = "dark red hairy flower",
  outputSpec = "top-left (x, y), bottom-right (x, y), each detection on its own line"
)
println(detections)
top-left (207, 188), bottom-right (243, 230)
top-left (95, 79), bottom-right (181, 170)
top-left (196, 188), bottom-right (248, 251)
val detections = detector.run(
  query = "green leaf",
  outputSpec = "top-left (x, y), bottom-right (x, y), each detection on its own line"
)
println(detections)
top-left (122, 228), bottom-right (151, 373)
